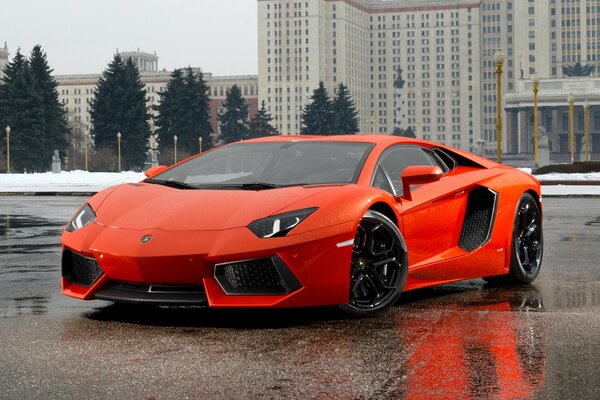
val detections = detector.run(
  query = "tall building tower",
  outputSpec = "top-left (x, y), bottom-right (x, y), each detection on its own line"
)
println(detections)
top-left (258, 0), bottom-right (482, 151)
top-left (0, 42), bottom-right (9, 79)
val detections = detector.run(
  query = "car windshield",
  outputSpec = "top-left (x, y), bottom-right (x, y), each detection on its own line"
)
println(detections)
top-left (148, 141), bottom-right (374, 189)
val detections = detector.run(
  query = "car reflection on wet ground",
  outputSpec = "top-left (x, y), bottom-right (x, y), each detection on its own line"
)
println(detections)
top-left (0, 196), bottom-right (599, 399)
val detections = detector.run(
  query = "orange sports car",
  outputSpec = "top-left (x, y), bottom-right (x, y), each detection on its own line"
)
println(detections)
top-left (61, 135), bottom-right (543, 316)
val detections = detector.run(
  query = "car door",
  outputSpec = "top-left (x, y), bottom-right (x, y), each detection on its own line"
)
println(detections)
top-left (372, 145), bottom-right (472, 281)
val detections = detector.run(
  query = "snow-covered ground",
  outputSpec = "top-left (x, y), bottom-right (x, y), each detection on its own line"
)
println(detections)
top-left (0, 170), bottom-right (598, 196)
top-left (0, 171), bottom-right (145, 193)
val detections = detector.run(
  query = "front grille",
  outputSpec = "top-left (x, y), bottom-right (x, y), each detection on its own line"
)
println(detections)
top-left (62, 249), bottom-right (103, 287)
top-left (214, 256), bottom-right (301, 295)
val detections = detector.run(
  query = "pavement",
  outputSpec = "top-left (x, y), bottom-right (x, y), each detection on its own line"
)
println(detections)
top-left (0, 196), bottom-right (599, 398)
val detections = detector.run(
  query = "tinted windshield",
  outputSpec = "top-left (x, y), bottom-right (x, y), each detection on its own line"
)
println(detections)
top-left (150, 141), bottom-right (374, 188)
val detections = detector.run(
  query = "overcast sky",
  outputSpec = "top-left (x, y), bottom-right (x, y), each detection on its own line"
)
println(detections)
top-left (3, 0), bottom-right (258, 76)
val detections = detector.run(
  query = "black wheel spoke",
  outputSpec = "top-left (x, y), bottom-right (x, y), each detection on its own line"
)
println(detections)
top-left (347, 212), bottom-right (407, 312)
top-left (513, 196), bottom-right (542, 277)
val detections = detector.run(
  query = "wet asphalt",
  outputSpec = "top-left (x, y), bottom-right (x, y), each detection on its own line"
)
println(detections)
top-left (0, 196), bottom-right (599, 399)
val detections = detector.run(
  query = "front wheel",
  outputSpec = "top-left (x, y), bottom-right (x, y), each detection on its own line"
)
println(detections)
top-left (339, 210), bottom-right (408, 316)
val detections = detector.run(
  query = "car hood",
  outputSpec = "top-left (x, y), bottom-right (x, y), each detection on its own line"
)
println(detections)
top-left (93, 182), bottom-right (334, 231)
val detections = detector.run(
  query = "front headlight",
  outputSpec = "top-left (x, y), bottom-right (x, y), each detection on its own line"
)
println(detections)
top-left (248, 207), bottom-right (318, 238)
top-left (66, 203), bottom-right (96, 232)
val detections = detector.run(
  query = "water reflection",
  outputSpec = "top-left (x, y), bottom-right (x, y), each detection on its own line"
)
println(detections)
top-left (395, 285), bottom-right (546, 399)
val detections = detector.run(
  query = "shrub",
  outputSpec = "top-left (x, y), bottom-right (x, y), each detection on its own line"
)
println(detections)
top-left (534, 161), bottom-right (600, 175)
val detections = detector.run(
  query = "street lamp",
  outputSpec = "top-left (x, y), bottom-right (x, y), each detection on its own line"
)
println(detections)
top-left (173, 135), bottom-right (178, 164)
top-left (494, 49), bottom-right (505, 163)
top-left (117, 131), bottom-right (122, 172)
top-left (531, 73), bottom-right (540, 166)
top-left (5, 125), bottom-right (10, 173)
top-left (584, 100), bottom-right (590, 162)
top-left (370, 113), bottom-right (375, 134)
top-left (199, 136), bottom-right (203, 153)
top-left (568, 93), bottom-right (575, 164)
top-left (84, 132), bottom-right (89, 171)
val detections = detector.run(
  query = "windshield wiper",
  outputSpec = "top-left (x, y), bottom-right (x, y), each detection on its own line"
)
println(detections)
top-left (145, 179), bottom-right (197, 189)
top-left (218, 182), bottom-right (281, 190)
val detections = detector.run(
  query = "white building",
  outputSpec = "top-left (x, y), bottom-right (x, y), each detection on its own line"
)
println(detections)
top-left (258, 0), bottom-right (600, 155)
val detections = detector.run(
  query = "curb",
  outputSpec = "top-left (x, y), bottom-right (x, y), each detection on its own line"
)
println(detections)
top-left (538, 180), bottom-right (600, 186)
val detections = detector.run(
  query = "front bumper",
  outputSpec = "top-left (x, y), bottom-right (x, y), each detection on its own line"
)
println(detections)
top-left (61, 221), bottom-right (356, 308)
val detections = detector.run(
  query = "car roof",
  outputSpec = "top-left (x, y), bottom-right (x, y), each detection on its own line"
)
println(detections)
top-left (243, 134), bottom-right (429, 146)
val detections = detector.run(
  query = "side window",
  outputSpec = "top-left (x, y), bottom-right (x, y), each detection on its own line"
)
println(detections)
top-left (372, 166), bottom-right (393, 193)
top-left (376, 146), bottom-right (439, 195)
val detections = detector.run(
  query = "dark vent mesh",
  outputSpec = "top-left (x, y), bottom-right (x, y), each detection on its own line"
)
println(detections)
top-left (62, 250), bottom-right (103, 287)
top-left (216, 258), bottom-right (286, 294)
top-left (458, 188), bottom-right (497, 252)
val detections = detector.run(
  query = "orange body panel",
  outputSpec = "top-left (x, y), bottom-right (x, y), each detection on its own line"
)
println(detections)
top-left (61, 135), bottom-right (541, 308)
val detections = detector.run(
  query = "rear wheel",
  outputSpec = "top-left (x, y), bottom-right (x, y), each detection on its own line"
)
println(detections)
top-left (340, 210), bottom-right (408, 316)
top-left (484, 193), bottom-right (543, 285)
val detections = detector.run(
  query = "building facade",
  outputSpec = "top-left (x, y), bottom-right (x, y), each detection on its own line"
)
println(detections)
top-left (258, 0), bottom-right (600, 156)
top-left (55, 51), bottom-right (258, 144)
top-left (505, 77), bottom-right (600, 160)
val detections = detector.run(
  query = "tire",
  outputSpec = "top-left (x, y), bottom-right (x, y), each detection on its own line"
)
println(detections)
top-left (484, 193), bottom-right (543, 285)
top-left (339, 210), bottom-right (408, 316)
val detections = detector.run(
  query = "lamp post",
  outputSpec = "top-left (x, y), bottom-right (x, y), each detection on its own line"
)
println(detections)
top-left (531, 73), bottom-right (540, 166)
top-left (584, 100), bottom-right (590, 162)
top-left (117, 131), bottom-right (122, 172)
top-left (370, 113), bottom-right (375, 134)
top-left (199, 136), bottom-right (203, 153)
top-left (5, 125), bottom-right (10, 173)
top-left (173, 135), bottom-right (178, 163)
top-left (84, 132), bottom-right (89, 171)
top-left (494, 49), bottom-right (505, 163)
top-left (568, 94), bottom-right (575, 164)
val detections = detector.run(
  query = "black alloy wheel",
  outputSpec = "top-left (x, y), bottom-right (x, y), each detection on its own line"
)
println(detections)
top-left (510, 193), bottom-right (543, 283)
top-left (340, 210), bottom-right (407, 316)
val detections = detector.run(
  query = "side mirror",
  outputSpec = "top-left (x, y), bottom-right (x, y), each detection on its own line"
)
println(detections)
top-left (400, 165), bottom-right (443, 201)
top-left (144, 165), bottom-right (168, 179)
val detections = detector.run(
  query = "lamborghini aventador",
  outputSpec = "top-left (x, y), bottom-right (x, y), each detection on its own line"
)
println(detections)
top-left (61, 135), bottom-right (543, 315)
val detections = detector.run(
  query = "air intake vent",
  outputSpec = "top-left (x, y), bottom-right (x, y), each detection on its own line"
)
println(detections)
top-left (458, 187), bottom-right (498, 252)
top-left (214, 256), bottom-right (301, 295)
top-left (61, 249), bottom-right (103, 287)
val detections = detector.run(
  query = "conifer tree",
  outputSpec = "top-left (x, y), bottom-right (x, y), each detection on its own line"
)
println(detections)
top-left (300, 81), bottom-right (334, 134)
top-left (90, 54), bottom-right (150, 170)
top-left (332, 83), bottom-right (359, 134)
top-left (154, 68), bottom-right (185, 151)
top-left (218, 85), bottom-right (249, 143)
top-left (29, 45), bottom-right (68, 164)
top-left (156, 67), bottom-right (213, 153)
top-left (248, 100), bottom-right (278, 138)
top-left (0, 49), bottom-right (48, 172)
top-left (392, 126), bottom-right (416, 138)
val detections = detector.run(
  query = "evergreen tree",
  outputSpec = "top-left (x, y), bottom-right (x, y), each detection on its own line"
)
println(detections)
top-left (248, 100), bottom-right (278, 138)
top-left (155, 68), bottom-right (186, 150)
top-left (332, 83), bottom-right (359, 134)
top-left (392, 126), bottom-right (416, 138)
top-left (155, 67), bottom-right (213, 153)
top-left (0, 49), bottom-right (48, 172)
top-left (218, 84), bottom-right (249, 143)
top-left (183, 67), bottom-right (212, 151)
top-left (90, 54), bottom-right (150, 170)
top-left (29, 45), bottom-right (68, 165)
top-left (300, 81), bottom-right (334, 134)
